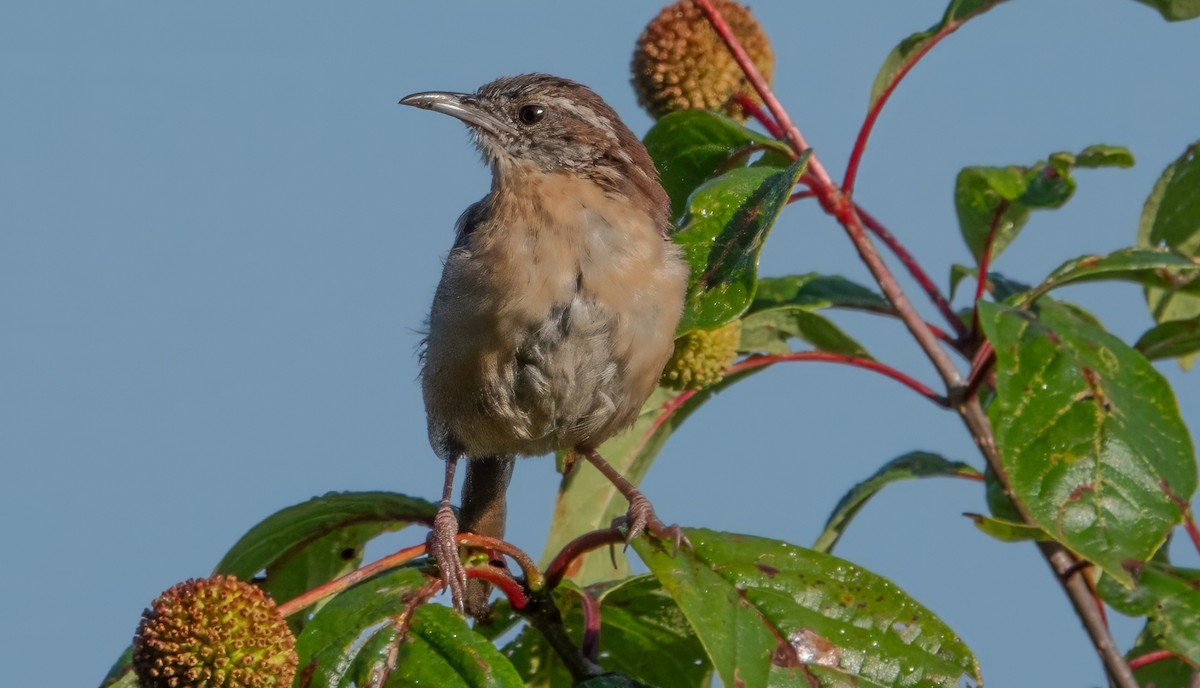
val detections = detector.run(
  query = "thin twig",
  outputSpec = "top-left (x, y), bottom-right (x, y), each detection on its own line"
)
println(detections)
top-left (544, 527), bottom-right (626, 591)
top-left (457, 532), bottom-right (543, 589)
top-left (843, 21), bottom-right (967, 196)
top-left (580, 590), bottom-right (603, 663)
top-left (465, 565), bottom-right (529, 610)
top-left (970, 202), bottom-right (1009, 339)
top-left (726, 352), bottom-right (948, 407)
top-left (1128, 650), bottom-right (1178, 671)
top-left (276, 543), bottom-right (427, 618)
top-left (734, 92), bottom-right (785, 139)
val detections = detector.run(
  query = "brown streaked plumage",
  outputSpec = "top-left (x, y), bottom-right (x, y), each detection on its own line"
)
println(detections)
top-left (400, 74), bottom-right (688, 619)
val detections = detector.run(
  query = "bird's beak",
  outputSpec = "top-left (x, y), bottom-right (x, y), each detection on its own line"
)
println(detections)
top-left (399, 91), bottom-right (518, 137)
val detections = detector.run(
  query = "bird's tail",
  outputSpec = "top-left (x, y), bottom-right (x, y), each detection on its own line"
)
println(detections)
top-left (458, 455), bottom-right (515, 621)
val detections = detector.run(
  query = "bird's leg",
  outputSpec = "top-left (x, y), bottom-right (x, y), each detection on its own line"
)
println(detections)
top-left (428, 454), bottom-right (467, 614)
top-left (577, 447), bottom-right (689, 552)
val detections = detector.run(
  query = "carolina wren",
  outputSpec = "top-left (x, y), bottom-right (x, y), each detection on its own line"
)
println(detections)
top-left (400, 74), bottom-right (688, 618)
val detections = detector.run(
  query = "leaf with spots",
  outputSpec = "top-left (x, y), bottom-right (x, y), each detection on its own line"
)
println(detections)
top-left (674, 153), bottom-right (810, 332)
top-left (294, 566), bottom-right (523, 687)
top-left (1101, 562), bottom-right (1200, 666)
top-left (978, 300), bottom-right (1197, 583)
top-left (634, 529), bottom-right (981, 688)
top-left (643, 110), bottom-right (793, 222)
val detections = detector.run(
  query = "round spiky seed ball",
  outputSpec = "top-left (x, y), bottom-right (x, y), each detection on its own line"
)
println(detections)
top-left (132, 575), bottom-right (298, 688)
top-left (632, 0), bottom-right (774, 121)
top-left (662, 320), bottom-right (742, 390)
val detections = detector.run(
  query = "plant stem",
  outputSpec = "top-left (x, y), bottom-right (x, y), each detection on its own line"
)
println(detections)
top-left (735, 92), bottom-right (784, 139)
top-left (544, 527), bottom-right (626, 590)
top-left (465, 565), bottom-right (529, 609)
top-left (277, 543), bottom-right (427, 617)
top-left (1127, 650), bottom-right (1177, 671)
top-left (843, 24), bottom-right (959, 197)
top-left (727, 352), bottom-right (948, 407)
top-left (698, 2), bottom-right (1138, 684)
top-left (458, 532), bottom-right (544, 589)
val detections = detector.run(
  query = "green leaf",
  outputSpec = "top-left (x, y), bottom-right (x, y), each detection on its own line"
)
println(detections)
top-left (739, 307), bottom-right (872, 358)
top-left (635, 529), bottom-right (981, 688)
top-left (575, 676), bottom-right (657, 688)
top-left (643, 110), bottom-right (793, 222)
top-left (503, 576), bottom-right (711, 688)
top-left (541, 369), bottom-right (764, 582)
top-left (978, 301), bottom-right (1197, 583)
top-left (1102, 563), bottom-right (1200, 666)
top-left (869, 0), bottom-right (1010, 110)
top-left (214, 491), bottom-right (436, 623)
top-left (965, 513), bottom-right (1046, 543)
top-left (813, 452), bottom-right (980, 553)
top-left (1021, 247), bottom-right (1200, 304)
top-left (675, 154), bottom-right (810, 332)
top-left (1132, 0), bottom-right (1200, 20)
top-left (99, 647), bottom-right (135, 688)
top-left (1136, 317), bottom-right (1200, 368)
top-left (1127, 623), bottom-right (1197, 687)
top-left (752, 273), bottom-right (893, 314)
top-left (1075, 144), bottom-right (1136, 169)
top-left (295, 567), bottom-right (522, 687)
top-left (1139, 141), bottom-right (1200, 370)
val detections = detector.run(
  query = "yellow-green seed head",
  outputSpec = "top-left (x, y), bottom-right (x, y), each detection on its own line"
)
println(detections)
top-left (132, 575), bottom-right (298, 688)
top-left (632, 0), bottom-right (775, 121)
top-left (662, 320), bottom-right (743, 390)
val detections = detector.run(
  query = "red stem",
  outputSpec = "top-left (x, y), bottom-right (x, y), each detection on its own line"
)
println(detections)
top-left (580, 590), bottom-right (602, 663)
top-left (856, 203), bottom-right (967, 340)
top-left (457, 532), bottom-right (543, 589)
top-left (277, 543), bottom-right (427, 618)
top-left (465, 565), bottom-right (529, 610)
top-left (788, 189), bottom-right (816, 204)
top-left (726, 352), bottom-right (948, 407)
top-left (1127, 650), bottom-right (1177, 671)
top-left (544, 527), bottom-right (626, 591)
top-left (971, 201), bottom-right (1008, 338)
top-left (843, 24), bottom-right (959, 197)
top-left (963, 342), bottom-right (995, 401)
top-left (734, 92), bottom-right (785, 139)
top-left (692, 0), bottom-right (835, 188)
top-left (1184, 510), bottom-right (1200, 556)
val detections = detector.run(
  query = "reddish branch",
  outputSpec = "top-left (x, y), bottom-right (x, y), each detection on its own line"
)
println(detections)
top-left (697, 2), bottom-right (1138, 685)
top-left (465, 565), bottom-right (529, 609)
top-left (277, 543), bottom-right (428, 617)
top-left (727, 352), bottom-right (948, 407)
top-left (544, 527), bottom-right (627, 591)
top-left (843, 21), bottom-right (964, 197)
top-left (1127, 650), bottom-right (1179, 671)
top-left (971, 201), bottom-right (1009, 338)
top-left (735, 92), bottom-right (785, 138)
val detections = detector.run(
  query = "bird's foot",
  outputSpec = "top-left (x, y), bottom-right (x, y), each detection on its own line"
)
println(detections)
top-left (428, 501), bottom-right (467, 614)
top-left (614, 490), bottom-right (689, 554)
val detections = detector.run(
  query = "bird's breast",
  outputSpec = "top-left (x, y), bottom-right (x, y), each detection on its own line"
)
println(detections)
top-left (421, 171), bottom-right (687, 459)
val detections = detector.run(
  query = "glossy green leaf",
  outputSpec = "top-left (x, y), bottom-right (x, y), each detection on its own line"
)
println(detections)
top-left (644, 110), bottom-right (793, 222)
top-left (1020, 247), bottom-right (1200, 304)
top-left (541, 369), bottom-right (763, 582)
top-left (955, 159), bottom-right (1064, 263)
top-left (739, 307), bottom-right (872, 358)
top-left (1139, 141), bottom-right (1200, 371)
top-left (575, 676), bottom-right (657, 688)
top-left (1102, 562), bottom-right (1200, 666)
top-left (1132, 0), bottom-right (1200, 20)
top-left (635, 529), bottom-right (981, 688)
top-left (869, 0), bottom-right (1010, 110)
top-left (813, 452), bottom-right (980, 553)
top-left (965, 514), bottom-right (1046, 543)
top-left (294, 566), bottom-right (522, 687)
top-left (503, 576), bottom-right (711, 688)
top-left (752, 273), bottom-right (893, 314)
top-left (978, 301), bottom-right (1197, 583)
top-left (675, 154), bottom-right (810, 332)
top-left (215, 491), bottom-right (436, 620)
top-left (1136, 317), bottom-right (1200, 368)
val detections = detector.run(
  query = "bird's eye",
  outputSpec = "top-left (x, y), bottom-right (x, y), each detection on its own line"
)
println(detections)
top-left (518, 104), bottom-right (546, 125)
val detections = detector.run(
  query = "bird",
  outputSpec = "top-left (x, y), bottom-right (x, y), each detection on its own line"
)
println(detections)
top-left (398, 74), bottom-right (689, 618)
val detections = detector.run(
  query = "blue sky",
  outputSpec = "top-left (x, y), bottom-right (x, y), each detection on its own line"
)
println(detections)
top-left (3, 2), bottom-right (1198, 686)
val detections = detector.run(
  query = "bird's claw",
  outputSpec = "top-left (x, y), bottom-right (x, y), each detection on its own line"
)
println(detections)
top-left (612, 491), bottom-right (690, 555)
top-left (428, 503), bottom-right (467, 614)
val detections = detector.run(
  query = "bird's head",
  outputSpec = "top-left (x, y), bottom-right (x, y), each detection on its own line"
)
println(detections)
top-left (401, 73), bottom-right (668, 222)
